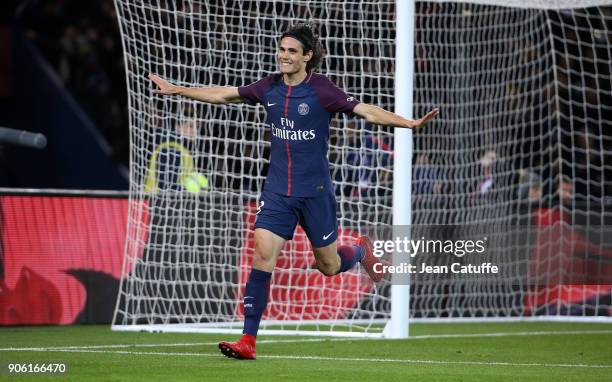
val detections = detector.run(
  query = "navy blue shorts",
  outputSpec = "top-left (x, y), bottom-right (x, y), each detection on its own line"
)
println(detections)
top-left (254, 189), bottom-right (338, 248)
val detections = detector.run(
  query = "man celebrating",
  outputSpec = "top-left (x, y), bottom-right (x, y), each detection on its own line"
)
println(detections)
top-left (150, 22), bottom-right (439, 360)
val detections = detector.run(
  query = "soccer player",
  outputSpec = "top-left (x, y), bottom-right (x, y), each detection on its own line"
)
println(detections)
top-left (149, 23), bottom-right (439, 360)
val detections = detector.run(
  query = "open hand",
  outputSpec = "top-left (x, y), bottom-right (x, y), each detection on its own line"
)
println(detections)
top-left (410, 108), bottom-right (440, 129)
top-left (149, 73), bottom-right (180, 95)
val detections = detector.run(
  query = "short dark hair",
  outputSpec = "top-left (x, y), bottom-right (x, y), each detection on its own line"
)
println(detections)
top-left (280, 22), bottom-right (324, 72)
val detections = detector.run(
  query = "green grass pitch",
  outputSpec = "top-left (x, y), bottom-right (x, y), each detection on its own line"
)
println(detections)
top-left (1, 323), bottom-right (611, 381)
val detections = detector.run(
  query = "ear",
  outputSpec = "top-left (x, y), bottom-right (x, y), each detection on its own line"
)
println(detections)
top-left (304, 49), bottom-right (313, 63)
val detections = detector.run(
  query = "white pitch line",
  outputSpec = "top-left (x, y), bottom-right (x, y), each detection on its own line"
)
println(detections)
top-left (1, 329), bottom-right (611, 352)
top-left (405, 329), bottom-right (612, 340)
top-left (0, 339), bottom-right (340, 352)
top-left (0, 338), bottom-right (332, 352)
top-left (1, 348), bottom-right (611, 369)
top-left (261, 354), bottom-right (612, 369)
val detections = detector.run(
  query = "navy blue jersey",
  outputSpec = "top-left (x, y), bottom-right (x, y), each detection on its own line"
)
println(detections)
top-left (238, 72), bottom-right (360, 197)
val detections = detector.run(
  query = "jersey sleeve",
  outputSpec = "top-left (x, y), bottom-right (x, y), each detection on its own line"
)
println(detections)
top-left (313, 75), bottom-right (360, 114)
top-left (237, 75), bottom-right (275, 105)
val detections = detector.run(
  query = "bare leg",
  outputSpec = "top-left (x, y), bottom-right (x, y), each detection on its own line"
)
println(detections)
top-left (312, 240), bottom-right (341, 276)
top-left (218, 228), bottom-right (288, 359)
top-left (252, 228), bottom-right (286, 272)
top-left (313, 237), bottom-right (383, 282)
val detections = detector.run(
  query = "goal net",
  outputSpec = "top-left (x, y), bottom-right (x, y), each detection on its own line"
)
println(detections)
top-left (411, 0), bottom-right (612, 321)
top-left (112, 0), bottom-right (612, 337)
top-left (112, 0), bottom-right (396, 337)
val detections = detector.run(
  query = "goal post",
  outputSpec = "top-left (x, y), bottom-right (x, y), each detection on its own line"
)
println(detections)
top-left (112, 0), bottom-right (612, 337)
top-left (386, 0), bottom-right (415, 339)
top-left (112, 0), bottom-right (399, 338)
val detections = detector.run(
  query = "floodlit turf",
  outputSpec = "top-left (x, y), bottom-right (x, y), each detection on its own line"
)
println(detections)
top-left (1, 323), bottom-right (611, 381)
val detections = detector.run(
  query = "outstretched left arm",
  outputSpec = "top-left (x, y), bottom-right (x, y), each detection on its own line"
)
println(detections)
top-left (353, 104), bottom-right (439, 129)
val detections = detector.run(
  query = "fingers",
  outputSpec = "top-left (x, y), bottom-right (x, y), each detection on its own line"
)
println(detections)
top-left (148, 73), bottom-right (175, 95)
top-left (408, 108), bottom-right (440, 129)
top-left (413, 108), bottom-right (439, 127)
top-left (148, 73), bottom-right (164, 87)
top-left (422, 110), bottom-right (438, 122)
top-left (424, 108), bottom-right (440, 120)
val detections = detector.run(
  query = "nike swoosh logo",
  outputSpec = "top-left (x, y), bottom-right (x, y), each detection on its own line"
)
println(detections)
top-left (323, 231), bottom-right (335, 240)
top-left (267, 102), bottom-right (276, 106)
top-left (244, 296), bottom-right (253, 299)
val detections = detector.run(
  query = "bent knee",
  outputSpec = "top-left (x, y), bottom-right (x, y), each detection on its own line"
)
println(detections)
top-left (253, 246), bottom-right (274, 263)
top-left (317, 262), bottom-right (338, 277)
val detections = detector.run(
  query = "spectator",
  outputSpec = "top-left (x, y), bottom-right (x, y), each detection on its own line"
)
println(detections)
top-left (525, 175), bottom-right (612, 316)
top-left (476, 149), bottom-right (497, 196)
top-left (413, 153), bottom-right (441, 195)
top-left (517, 169), bottom-right (542, 202)
top-left (337, 119), bottom-right (393, 198)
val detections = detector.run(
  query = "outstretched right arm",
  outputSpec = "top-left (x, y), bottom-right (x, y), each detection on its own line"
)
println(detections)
top-left (148, 73), bottom-right (243, 104)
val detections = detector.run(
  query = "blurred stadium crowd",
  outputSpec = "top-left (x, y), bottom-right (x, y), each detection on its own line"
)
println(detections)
top-left (8, 1), bottom-right (612, 207)
top-left (18, 0), bottom-right (129, 165)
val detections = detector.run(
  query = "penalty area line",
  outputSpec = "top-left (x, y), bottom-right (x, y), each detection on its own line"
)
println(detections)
top-left (1, 329), bottom-right (611, 352)
top-left (0, 348), bottom-right (611, 369)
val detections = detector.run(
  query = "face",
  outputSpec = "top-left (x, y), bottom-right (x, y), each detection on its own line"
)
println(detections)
top-left (278, 36), bottom-right (312, 75)
top-left (558, 180), bottom-right (573, 202)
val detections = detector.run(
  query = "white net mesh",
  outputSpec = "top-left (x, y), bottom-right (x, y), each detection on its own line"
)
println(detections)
top-left (112, 0), bottom-right (396, 335)
top-left (113, 0), bottom-right (612, 335)
top-left (411, 1), bottom-right (612, 319)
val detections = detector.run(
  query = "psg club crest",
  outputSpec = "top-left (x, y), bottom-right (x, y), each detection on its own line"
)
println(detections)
top-left (298, 103), bottom-right (310, 115)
